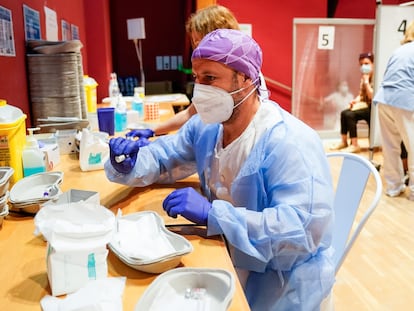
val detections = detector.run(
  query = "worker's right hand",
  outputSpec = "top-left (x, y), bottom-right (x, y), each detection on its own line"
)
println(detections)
top-left (125, 129), bottom-right (155, 141)
top-left (109, 137), bottom-right (142, 174)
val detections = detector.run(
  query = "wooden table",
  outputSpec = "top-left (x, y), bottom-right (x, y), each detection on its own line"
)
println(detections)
top-left (0, 153), bottom-right (250, 310)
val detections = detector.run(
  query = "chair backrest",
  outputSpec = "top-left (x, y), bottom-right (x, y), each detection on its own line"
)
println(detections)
top-left (326, 152), bottom-right (382, 274)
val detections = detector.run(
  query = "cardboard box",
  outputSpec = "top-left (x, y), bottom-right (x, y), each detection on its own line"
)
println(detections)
top-left (36, 134), bottom-right (61, 170)
top-left (40, 142), bottom-right (60, 170)
top-left (42, 189), bottom-right (100, 207)
top-left (55, 129), bottom-right (78, 155)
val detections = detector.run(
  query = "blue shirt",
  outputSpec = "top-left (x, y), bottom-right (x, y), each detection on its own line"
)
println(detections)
top-left (374, 41), bottom-right (414, 111)
top-left (105, 100), bottom-right (335, 310)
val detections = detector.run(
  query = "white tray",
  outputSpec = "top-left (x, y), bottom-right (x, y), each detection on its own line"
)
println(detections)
top-left (135, 267), bottom-right (235, 311)
top-left (9, 171), bottom-right (63, 203)
top-left (109, 211), bottom-right (193, 274)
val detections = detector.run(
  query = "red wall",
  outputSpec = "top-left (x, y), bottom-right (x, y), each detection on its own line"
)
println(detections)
top-left (218, 0), bottom-right (329, 110)
top-left (0, 0), bottom-right (87, 126)
top-left (108, 0), bottom-right (193, 96)
top-left (0, 0), bottom-right (408, 125)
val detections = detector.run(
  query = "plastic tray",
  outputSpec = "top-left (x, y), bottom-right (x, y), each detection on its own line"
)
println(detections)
top-left (8, 171), bottom-right (63, 214)
top-left (134, 268), bottom-right (235, 311)
top-left (109, 211), bottom-right (193, 274)
top-left (9, 171), bottom-right (63, 203)
top-left (0, 192), bottom-right (9, 227)
top-left (0, 167), bottom-right (14, 197)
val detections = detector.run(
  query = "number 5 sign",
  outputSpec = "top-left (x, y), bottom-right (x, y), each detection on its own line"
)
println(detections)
top-left (318, 26), bottom-right (335, 50)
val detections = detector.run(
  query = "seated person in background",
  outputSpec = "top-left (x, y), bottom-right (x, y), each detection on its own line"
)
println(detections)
top-left (105, 29), bottom-right (335, 311)
top-left (321, 80), bottom-right (354, 130)
top-left (330, 52), bottom-right (374, 153)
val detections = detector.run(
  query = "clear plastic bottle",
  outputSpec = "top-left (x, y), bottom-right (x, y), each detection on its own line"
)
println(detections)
top-left (22, 127), bottom-right (46, 177)
top-left (131, 87), bottom-right (144, 120)
top-left (108, 72), bottom-right (120, 100)
top-left (114, 95), bottom-right (127, 132)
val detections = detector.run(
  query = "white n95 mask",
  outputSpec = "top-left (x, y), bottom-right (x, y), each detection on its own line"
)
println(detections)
top-left (192, 82), bottom-right (258, 124)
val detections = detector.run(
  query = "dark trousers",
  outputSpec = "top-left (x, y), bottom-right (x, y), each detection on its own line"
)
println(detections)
top-left (340, 108), bottom-right (370, 138)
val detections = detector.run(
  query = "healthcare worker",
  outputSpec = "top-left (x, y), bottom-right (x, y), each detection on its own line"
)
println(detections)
top-left (127, 4), bottom-right (269, 140)
top-left (373, 20), bottom-right (414, 200)
top-left (105, 29), bottom-right (335, 310)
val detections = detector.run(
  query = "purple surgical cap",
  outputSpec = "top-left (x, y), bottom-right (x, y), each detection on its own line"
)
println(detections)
top-left (192, 29), bottom-right (262, 83)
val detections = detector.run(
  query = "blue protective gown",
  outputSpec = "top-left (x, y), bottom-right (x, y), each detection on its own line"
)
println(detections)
top-left (105, 100), bottom-right (335, 311)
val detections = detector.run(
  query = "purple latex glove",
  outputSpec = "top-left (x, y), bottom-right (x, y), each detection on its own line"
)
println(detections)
top-left (109, 137), bottom-right (145, 174)
top-left (125, 129), bottom-right (154, 141)
top-left (162, 187), bottom-right (212, 225)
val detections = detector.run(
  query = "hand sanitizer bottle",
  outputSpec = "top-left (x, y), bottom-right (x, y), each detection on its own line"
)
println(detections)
top-left (131, 87), bottom-right (144, 120)
top-left (114, 95), bottom-right (127, 132)
top-left (22, 127), bottom-right (46, 177)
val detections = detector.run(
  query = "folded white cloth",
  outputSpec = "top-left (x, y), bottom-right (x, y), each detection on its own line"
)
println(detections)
top-left (40, 277), bottom-right (126, 311)
top-left (116, 213), bottom-right (176, 260)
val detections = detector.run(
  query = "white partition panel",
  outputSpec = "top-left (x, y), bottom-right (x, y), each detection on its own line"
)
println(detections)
top-left (372, 5), bottom-right (414, 151)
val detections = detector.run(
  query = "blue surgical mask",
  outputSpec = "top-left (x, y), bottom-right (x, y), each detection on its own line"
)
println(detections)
top-left (360, 64), bottom-right (372, 74)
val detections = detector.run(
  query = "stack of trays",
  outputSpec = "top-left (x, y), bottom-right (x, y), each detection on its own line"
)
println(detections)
top-left (0, 167), bottom-right (14, 226)
top-left (9, 172), bottom-right (63, 214)
top-left (26, 40), bottom-right (86, 125)
top-left (0, 191), bottom-right (9, 227)
top-left (0, 167), bottom-right (13, 197)
top-left (27, 53), bottom-right (86, 123)
top-left (109, 211), bottom-right (193, 274)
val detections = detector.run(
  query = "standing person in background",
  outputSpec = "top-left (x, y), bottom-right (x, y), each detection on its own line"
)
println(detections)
top-left (105, 29), bottom-right (335, 311)
top-left (128, 4), bottom-right (268, 140)
top-left (373, 20), bottom-right (414, 201)
top-left (128, 5), bottom-right (240, 139)
top-left (330, 52), bottom-right (374, 153)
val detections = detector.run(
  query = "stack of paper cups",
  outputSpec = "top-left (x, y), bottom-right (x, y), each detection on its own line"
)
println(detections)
top-left (144, 102), bottom-right (160, 121)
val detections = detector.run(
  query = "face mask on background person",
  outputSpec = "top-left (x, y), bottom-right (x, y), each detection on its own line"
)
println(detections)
top-left (192, 81), bottom-right (258, 124)
top-left (360, 64), bottom-right (372, 74)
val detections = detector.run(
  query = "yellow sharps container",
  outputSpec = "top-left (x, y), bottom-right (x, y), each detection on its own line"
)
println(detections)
top-left (83, 75), bottom-right (98, 113)
top-left (0, 99), bottom-right (27, 184)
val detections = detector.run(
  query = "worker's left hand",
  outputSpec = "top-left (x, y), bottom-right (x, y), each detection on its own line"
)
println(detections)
top-left (125, 129), bottom-right (154, 140)
top-left (162, 187), bottom-right (212, 225)
top-left (109, 137), bottom-right (142, 174)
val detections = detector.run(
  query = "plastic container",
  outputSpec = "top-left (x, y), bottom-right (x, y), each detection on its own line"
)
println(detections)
top-left (114, 96), bottom-right (127, 132)
top-left (83, 75), bottom-right (98, 113)
top-left (108, 72), bottom-right (120, 98)
top-left (131, 87), bottom-right (144, 120)
top-left (22, 127), bottom-right (46, 177)
top-left (0, 100), bottom-right (27, 184)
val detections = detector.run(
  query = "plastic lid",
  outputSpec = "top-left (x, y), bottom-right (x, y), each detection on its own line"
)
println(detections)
top-left (84, 75), bottom-right (98, 86)
top-left (0, 100), bottom-right (24, 123)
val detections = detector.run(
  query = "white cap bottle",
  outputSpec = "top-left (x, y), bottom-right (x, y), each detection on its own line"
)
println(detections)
top-left (22, 127), bottom-right (46, 177)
